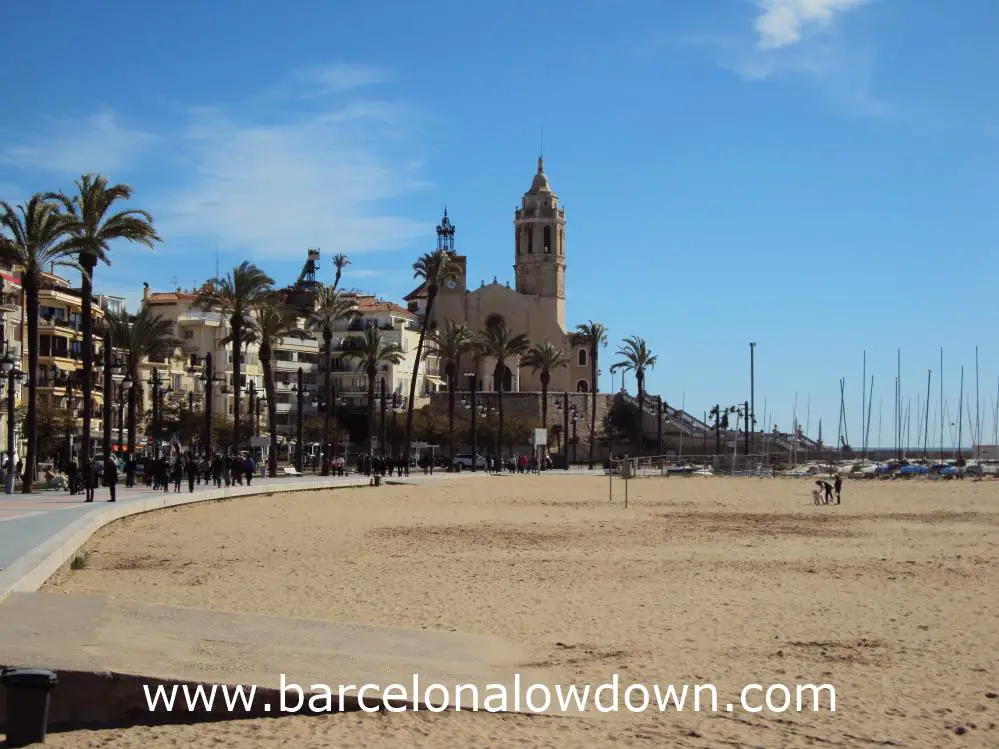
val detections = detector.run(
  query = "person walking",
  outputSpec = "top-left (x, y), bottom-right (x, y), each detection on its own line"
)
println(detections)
top-left (834, 475), bottom-right (843, 504)
top-left (185, 453), bottom-right (198, 493)
top-left (171, 457), bottom-right (183, 492)
top-left (124, 454), bottom-right (136, 488)
top-left (67, 457), bottom-right (79, 495)
top-left (103, 454), bottom-right (119, 502)
top-left (244, 454), bottom-right (255, 486)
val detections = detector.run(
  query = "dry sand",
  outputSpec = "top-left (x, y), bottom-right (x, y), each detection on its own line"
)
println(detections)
top-left (32, 475), bottom-right (999, 747)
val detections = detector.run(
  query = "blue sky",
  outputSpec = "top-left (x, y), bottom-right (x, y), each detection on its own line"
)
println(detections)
top-left (2, 0), bottom-right (997, 449)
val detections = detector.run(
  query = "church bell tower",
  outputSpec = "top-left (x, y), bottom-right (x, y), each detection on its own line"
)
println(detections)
top-left (514, 157), bottom-right (566, 327)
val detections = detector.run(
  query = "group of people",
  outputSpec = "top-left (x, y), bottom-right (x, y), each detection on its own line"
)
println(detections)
top-left (483, 453), bottom-right (552, 474)
top-left (813, 476), bottom-right (843, 505)
top-left (62, 449), bottom-right (261, 503)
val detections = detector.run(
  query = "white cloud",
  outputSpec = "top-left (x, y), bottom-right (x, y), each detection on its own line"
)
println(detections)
top-left (3, 64), bottom-right (433, 262)
top-left (1, 109), bottom-right (156, 175)
top-left (681, 0), bottom-right (885, 117)
top-left (296, 63), bottom-right (388, 95)
top-left (754, 0), bottom-right (870, 50)
top-left (154, 101), bottom-right (431, 258)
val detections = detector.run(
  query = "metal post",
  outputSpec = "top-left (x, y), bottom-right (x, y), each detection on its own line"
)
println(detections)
top-left (117, 387), bottom-right (125, 454)
top-left (247, 380), bottom-right (255, 439)
top-left (102, 335), bottom-right (113, 459)
top-left (750, 342), bottom-right (756, 457)
top-left (296, 367), bottom-right (304, 473)
top-left (744, 400), bottom-right (750, 457)
top-left (204, 353), bottom-right (214, 458)
top-left (469, 373), bottom-right (477, 471)
top-left (380, 377), bottom-right (387, 453)
top-left (255, 393), bottom-right (261, 437)
top-left (151, 367), bottom-right (160, 457)
top-left (563, 391), bottom-right (570, 470)
top-left (5, 369), bottom-right (15, 494)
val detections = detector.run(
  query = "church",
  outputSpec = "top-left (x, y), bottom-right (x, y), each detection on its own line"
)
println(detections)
top-left (406, 157), bottom-right (592, 395)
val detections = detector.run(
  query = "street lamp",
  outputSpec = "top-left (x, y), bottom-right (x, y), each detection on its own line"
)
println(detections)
top-left (146, 368), bottom-right (162, 457)
top-left (463, 371), bottom-right (478, 471)
top-left (291, 367), bottom-right (308, 473)
top-left (379, 376), bottom-right (387, 456)
top-left (190, 353), bottom-right (218, 458)
top-left (118, 374), bottom-right (132, 457)
top-left (1, 346), bottom-right (23, 494)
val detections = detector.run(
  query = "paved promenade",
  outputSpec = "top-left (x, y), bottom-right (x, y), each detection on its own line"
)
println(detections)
top-left (0, 470), bottom-right (479, 602)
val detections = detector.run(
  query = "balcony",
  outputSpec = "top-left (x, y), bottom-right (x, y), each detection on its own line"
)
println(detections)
top-left (274, 359), bottom-right (308, 372)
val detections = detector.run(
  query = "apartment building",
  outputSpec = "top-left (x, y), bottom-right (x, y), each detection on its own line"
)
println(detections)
top-left (0, 268), bottom-right (24, 461)
top-left (141, 286), bottom-right (262, 422)
top-left (139, 286), bottom-right (444, 442)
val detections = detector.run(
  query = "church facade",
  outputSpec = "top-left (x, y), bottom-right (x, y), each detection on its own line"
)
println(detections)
top-left (409, 158), bottom-right (593, 394)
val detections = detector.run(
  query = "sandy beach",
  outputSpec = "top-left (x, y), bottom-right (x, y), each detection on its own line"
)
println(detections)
top-left (35, 475), bottom-right (999, 747)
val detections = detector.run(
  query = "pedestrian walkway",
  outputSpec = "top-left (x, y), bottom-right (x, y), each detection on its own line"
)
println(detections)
top-left (0, 470), bottom-right (480, 603)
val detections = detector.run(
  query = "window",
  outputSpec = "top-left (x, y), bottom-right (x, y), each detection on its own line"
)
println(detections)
top-left (527, 227), bottom-right (533, 254)
top-left (485, 314), bottom-right (505, 331)
top-left (184, 330), bottom-right (194, 340)
top-left (577, 349), bottom-right (587, 367)
top-left (544, 226), bottom-right (551, 253)
top-left (576, 380), bottom-right (589, 393)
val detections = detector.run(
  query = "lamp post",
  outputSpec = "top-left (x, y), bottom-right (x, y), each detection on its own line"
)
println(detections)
top-left (292, 367), bottom-right (307, 473)
top-left (118, 374), bottom-right (132, 457)
top-left (190, 353), bottom-right (216, 458)
top-left (379, 377), bottom-right (387, 455)
top-left (465, 372), bottom-right (477, 471)
top-left (146, 368), bottom-right (162, 456)
top-left (1, 347), bottom-right (23, 494)
top-left (255, 393), bottom-right (262, 438)
top-left (247, 379), bottom-right (256, 439)
top-left (749, 342), bottom-right (756, 456)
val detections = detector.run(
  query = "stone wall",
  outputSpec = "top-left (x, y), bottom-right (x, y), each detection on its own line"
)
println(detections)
top-left (427, 391), bottom-right (613, 459)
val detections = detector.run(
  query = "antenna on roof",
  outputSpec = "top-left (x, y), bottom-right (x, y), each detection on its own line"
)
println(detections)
top-left (540, 124), bottom-right (543, 160)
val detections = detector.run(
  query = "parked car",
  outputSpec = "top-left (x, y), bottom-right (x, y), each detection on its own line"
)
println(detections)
top-left (453, 453), bottom-right (488, 470)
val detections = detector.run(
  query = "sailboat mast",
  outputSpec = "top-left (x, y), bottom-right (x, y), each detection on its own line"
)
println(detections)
top-left (975, 346), bottom-right (980, 459)
top-left (940, 347), bottom-right (944, 457)
top-left (923, 369), bottom-right (931, 457)
top-left (861, 351), bottom-right (866, 457)
top-left (958, 366), bottom-right (964, 460)
top-left (865, 375), bottom-right (874, 459)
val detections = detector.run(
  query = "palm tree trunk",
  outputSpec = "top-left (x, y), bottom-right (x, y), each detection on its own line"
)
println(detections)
top-left (404, 291), bottom-right (435, 465)
top-left (588, 347), bottom-right (598, 469)
top-left (322, 332), bottom-right (332, 476)
top-left (127, 363), bottom-right (137, 455)
top-left (367, 367), bottom-right (377, 456)
top-left (22, 276), bottom-right (40, 492)
top-left (260, 343), bottom-right (278, 477)
top-left (79, 253), bottom-right (96, 472)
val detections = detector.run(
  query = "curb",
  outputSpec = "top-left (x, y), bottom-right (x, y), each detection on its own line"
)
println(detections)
top-left (0, 477), bottom-right (367, 603)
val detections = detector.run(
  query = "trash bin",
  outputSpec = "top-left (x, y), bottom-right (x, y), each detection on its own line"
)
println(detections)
top-left (1, 667), bottom-right (58, 747)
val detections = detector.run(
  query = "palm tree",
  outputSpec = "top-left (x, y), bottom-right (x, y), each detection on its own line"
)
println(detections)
top-left (344, 326), bottom-right (404, 456)
top-left (331, 253), bottom-right (350, 290)
top-left (307, 284), bottom-right (356, 474)
top-left (0, 196), bottom-right (81, 492)
top-left (46, 174), bottom-right (160, 474)
top-left (404, 249), bottom-right (461, 465)
top-left (522, 339), bottom-right (569, 461)
top-left (614, 335), bottom-right (658, 456)
top-left (574, 321), bottom-right (608, 469)
top-left (426, 321), bottom-right (475, 471)
top-left (105, 307), bottom-right (177, 456)
top-left (196, 262), bottom-right (273, 455)
top-left (251, 294), bottom-right (306, 477)
top-left (475, 323), bottom-right (529, 460)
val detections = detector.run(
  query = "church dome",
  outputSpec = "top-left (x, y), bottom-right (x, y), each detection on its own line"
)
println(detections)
top-left (528, 156), bottom-right (553, 194)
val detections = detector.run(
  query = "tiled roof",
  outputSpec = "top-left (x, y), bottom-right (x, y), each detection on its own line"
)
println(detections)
top-left (402, 281), bottom-right (428, 301)
top-left (147, 291), bottom-right (198, 303)
top-left (356, 299), bottom-right (414, 317)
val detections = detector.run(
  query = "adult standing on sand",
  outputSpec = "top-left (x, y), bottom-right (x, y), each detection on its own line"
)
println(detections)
top-left (834, 475), bottom-right (842, 504)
